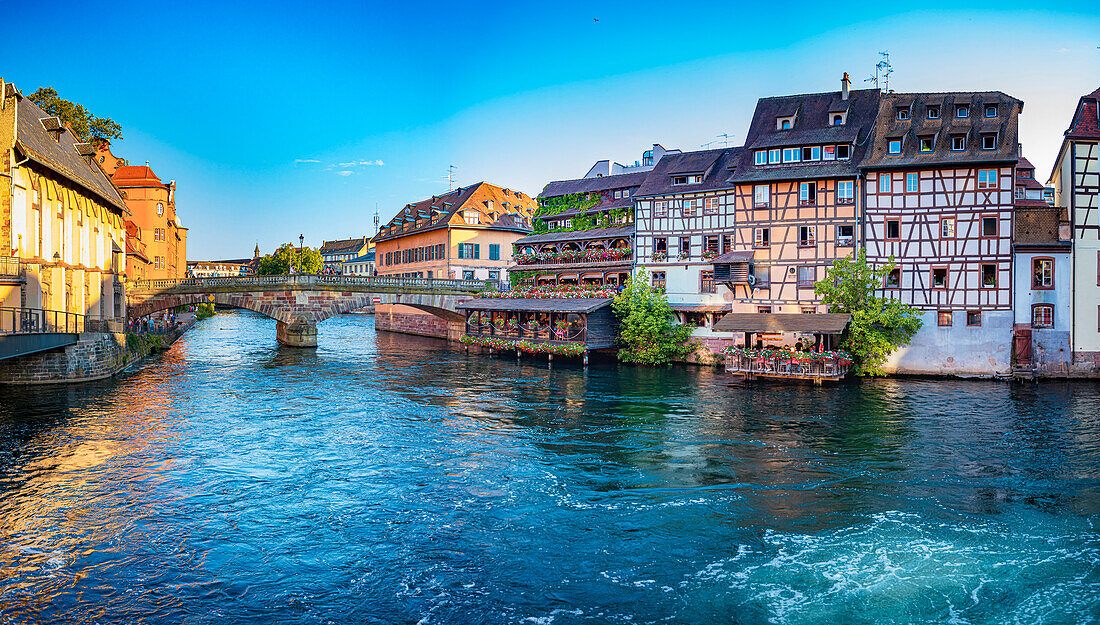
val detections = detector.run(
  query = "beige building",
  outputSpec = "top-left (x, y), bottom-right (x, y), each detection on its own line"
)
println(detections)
top-left (0, 79), bottom-right (129, 324)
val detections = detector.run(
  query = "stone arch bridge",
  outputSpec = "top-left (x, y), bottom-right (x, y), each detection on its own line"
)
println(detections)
top-left (126, 275), bottom-right (490, 346)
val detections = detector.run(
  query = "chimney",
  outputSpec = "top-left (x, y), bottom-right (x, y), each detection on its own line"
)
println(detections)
top-left (841, 73), bottom-right (851, 101)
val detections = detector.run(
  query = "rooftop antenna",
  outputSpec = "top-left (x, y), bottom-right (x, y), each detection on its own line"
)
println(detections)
top-left (447, 164), bottom-right (456, 191)
top-left (701, 133), bottom-right (734, 148)
top-left (865, 50), bottom-right (894, 93)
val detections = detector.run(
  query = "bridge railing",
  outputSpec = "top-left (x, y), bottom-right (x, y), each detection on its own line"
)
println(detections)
top-left (130, 274), bottom-right (504, 293)
top-left (0, 307), bottom-right (85, 335)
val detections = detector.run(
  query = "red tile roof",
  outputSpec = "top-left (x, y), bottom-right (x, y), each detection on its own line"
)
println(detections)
top-left (1065, 87), bottom-right (1100, 140)
top-left (113, 165), bottom-right (165, 187)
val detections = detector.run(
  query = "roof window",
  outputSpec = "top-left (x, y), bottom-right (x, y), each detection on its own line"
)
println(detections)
top-left (896, 107), bottom-right (910, 121)
top-left (956, 105), bottom-right (970, 119)
top-left (776, 115), bottom-right (796, 131)
top-left (927, 105), bottom-right (940, 119)
top-left (984, 104), bottom-right (998, 118)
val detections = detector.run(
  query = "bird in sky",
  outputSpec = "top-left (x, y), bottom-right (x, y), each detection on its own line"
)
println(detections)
top-left (594, 18), bottom-right (599, 22)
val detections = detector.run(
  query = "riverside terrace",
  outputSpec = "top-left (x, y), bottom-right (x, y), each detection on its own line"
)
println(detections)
top-left (126, 274), bottom-right (497, 347)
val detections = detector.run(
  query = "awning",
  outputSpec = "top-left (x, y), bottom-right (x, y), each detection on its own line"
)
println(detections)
top-left (456, 298), bottom-right (613, 313)
top-left (713, 313), bottom-right (851, 334)
top-left (712, 250), bottom-right (754, 263)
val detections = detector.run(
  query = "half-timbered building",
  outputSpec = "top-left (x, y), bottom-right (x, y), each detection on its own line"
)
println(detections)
top-left (632, 148), bottom-right (741, 355)
top-left (511, 170), bottom-right (647, 288)
top-left (722, 75), bottom-right (878, 317)
top-left (1049, 85), bottom-right (1100, 376)
top-left (862, 91), bottom-right (1023, 376)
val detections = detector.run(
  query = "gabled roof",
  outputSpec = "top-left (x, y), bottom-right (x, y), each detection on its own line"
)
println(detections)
top-left (375, 182), bottom-right (535, 242)
top-left (730, 87), bottom-right (880, 182)
top-left (1014, 206), bottom-right (1069, 248)
top-left (113, 165), bottom-right (166, 188)
top-left (538, 170), bottom-right (650, 198)
top-left (861, 91), bottom-right (1022, 169)
top-left (1063, 86), bottom-right (1100, 141)
top-left (12, 95), bottom-right (127, 212)
top-left (634, 148), bottom-right (742, 196)
top-left (319, 236), bottom-right (370, 255)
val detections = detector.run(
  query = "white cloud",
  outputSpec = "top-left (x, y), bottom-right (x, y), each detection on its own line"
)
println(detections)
top-left (359, 159), bottom-right (385, 166)
top-left (336, 170), bottom-right (354, 176)
top-left (293, 158), bottom-right (320, 164)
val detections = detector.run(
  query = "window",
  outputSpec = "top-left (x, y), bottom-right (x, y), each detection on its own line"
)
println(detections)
top-left (927, 105), bottom-right (940, 119)
top-left (896, 108), bottom-right (910, 120)
top-left (956, 105), bottom-right (970, 119)
top-left (651, 271), bottom-right (666, 291)
top-left (769, 149), bottom-right (781, 164)
top-left (823, 145), bottom-right (836, 161)
top-left (755, 265), bottom-right (771, 287)
top-left (754, 185), bottom-right (770, 207)
top-left (457, 243), bottom-right (480, 259)
top-left (655, 200), bottom-right (668, 217)
top-left (940, 217), bottom-right (955, 239)
top-left (836, 144), bottom-right (850, 160)
top-left (157, 203), bottom-right (164, 216)
top-left (683, 199), bottom-right (699, 216)
top-left (704, 235), bottom-right (719, 254)
top-left (801, 307), bottom-right (817, 314)
top-left (755, 151), bottom-right (768, 165)
top-left (783, 148), bottom-right (801, 163)
top-left (982, 216), bottom-right (998, 237)
top-left (888, 139), bottom-right (902, 154)
top-left (700, 270), bottom-right (716, 294)
top-left (879, 174), bottom-right (891, 194)
top-left (1032, 258), bottom-right (1054, 289)
top-left (837, 180), bottom-right (854, 204)
top-left (985, 104), bottom-right (998, 118)
top-left (754, 227), bottom-right (770, 248)
top-left (704, 197), bottom-right (720, 214)
top-left (489, 244), bottom-right (500, 261)
top-left (951, 135), bottom-right (966, 151)
top-left (463, 270), bottom-right (475, 280)
top-left (799, 182), bottom-right (816, 205)
top-left (931, 267), bottom-right (949, 289)
top-left (798, 226), bottom-right (816, 247)
top-left (1015, 187), bottom-right (1024, 199)
top-left (488, 270), bottom-right (500, 280)
top-left (722, 234), bottom-right (733, 253)
top-left (885, 267), bottom-right (901, 288)
top-left (464, 210), bottom-right (481, 225)
top-left (802, 146), bottom-right (821, 161)
top-left (1031, 304), bottom-right (1054, 328)
top-left (673, 175), bottom-right (702, 185)
top-left (967, 311), bottom-right (981, 326)
top-left (981, 263), bottom-right (997, 288)
top-left (654, 237), bottom-right (667, 255)
top-left (679, 237), bottom-right (691, 259)
top-left (977, 169), bottom-right (998, 190)
top-left (906, 172), bottom-right (919, 193)
top-left (837, 224), bottom-right (854, 246)
top-left (885, 219), bottom-right (900, 240)
top-left (981, 134), bottom-right (996, 151)
top-left (797, 265), bottom-right (815, 289)
top-left (919, 136), bottom-right (935, 153)
top-left (832, 114), bottom-right (844, 125)
top-left (781, 119), bottom-right (791, 130)
top-left (938, 311), bottom-right (952, 326)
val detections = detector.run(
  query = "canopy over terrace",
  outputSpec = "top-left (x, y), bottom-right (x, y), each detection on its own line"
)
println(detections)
top-left (713, 312), bottom-right (851, 349)
top-left (455, 297), bottom-right (617, 349)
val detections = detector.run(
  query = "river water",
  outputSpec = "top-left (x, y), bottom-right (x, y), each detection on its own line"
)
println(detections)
top-left (0, 310), bottom-right (1097, 624)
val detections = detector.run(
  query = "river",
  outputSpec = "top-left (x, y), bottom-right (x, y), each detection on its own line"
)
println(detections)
top-left (0, 310), bottom-right (1097, 624)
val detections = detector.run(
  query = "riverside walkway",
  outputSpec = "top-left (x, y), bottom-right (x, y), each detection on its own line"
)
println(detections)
top-left (127, 274), bottom-right (495, 347)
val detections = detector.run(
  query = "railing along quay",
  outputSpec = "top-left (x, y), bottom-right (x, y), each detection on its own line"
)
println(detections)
top-left (130, 274), bottom-right (503, 293)
top-left (724, 354), bottom-right (851, 380)
top-left (0, 307), bottom-right (85, 335)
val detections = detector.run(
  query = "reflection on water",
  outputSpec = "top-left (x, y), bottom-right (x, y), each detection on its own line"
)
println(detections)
top-left (0, 310), bottom-right (1097, 624)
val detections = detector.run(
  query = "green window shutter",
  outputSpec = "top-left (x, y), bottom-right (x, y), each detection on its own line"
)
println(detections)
top-left (489, 244), bottom-right (500, 260)
top-left (474, 244), bottom-right (481, 259)
top-left (458, 245), bottom-right (465, 259)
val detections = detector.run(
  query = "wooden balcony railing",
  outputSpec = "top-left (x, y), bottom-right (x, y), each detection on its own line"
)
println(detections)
top-left (724, 354), bottom-right (850, 380)
top-left (465, 320), bottom-right (587, 344)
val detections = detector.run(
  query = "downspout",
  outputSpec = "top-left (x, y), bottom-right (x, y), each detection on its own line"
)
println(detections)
top-left (1069, 141), bottom-right (1077, 359)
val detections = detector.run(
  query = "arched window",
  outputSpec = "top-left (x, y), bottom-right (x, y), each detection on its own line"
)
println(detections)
top-left (833, 115), bottom-right (843, 125)
top-left (781, 120), bottom-right (791, 130)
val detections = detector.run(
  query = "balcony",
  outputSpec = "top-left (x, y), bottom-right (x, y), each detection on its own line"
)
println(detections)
top-left (0, 256), bottom-right (22, 282)
top-left (514, 248), bottom-right (632, 268)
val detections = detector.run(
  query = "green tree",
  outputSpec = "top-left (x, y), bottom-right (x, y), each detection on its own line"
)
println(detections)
top-left (28, 87), bottom-right (122, 148)
top-left (814, 249), bottom-right (924, 376)
top-left (257, 244), bottom-right (323, 275)
top-left (612, 271), bottom-right (696, 365)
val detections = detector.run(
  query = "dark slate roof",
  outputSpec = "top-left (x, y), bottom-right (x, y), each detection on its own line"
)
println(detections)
top-left (634, 148), bottom-right (742, 197)
top-left (14, 96), bottom-right (127, 211)
top-left (455, 297), bottom-right (613, 313)
top-left (375, 182), bottom-right (535, 243)
top-left (861, 91), bottom-right (1023, 169)
top-left (515, 225), bottom-right (634, 245)
top-left (539, 170), bottom-right (649, 199)
top-left (729, 88), bottom-right (881, 183)
top-left (320, 237), bottom-right (370, 255)
top-left (712, 250), bottom-right (755, 263)
top-left (713, 313), bottom-right (851, 334)
top-left (1014, 207), bottom-right (1069, 247)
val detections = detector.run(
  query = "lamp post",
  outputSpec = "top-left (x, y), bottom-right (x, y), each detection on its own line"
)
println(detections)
top-left (299, 234), bottom-right (304, 274)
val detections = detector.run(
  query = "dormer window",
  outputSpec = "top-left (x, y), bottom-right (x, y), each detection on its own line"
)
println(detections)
top-left (836, 145), bottom-right (851, 160)
top-left (896, 108), bottom-right (910, 121)
top-left (956, 105), bottom-right (970, 119)
top-left (887, 139), bottom-right (903, 155)
top-left (672, 174), bottom-right (702, 185)
top-left (951, 135), bottom-right (966, 151)
top-left (768, 149), bottom-right (781, 164)
top-left (832, 114), bottom-right (845, 126)
top-left (919, 136), bottom-right (935, 153)
top-left (782, 148), bottom-right (800, 163)
top-left (782, 120), bottom-right (791, 130)
top-left (464, 210), bottom-right (480, 224)
top-left (927, 105), bottom-right (940, 119)
top-left (802, 146), bottom-right (821, 161)
top-left (754, 150), bottom-right (767, 165)
top-left (776, 115), bottom-right (796, 130)
top-left (984, 104), bottom-right (998, 118)
top-left (981, 134), bottom-right (996, 150)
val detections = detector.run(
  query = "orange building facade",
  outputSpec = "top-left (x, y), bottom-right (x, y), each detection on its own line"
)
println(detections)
top-left (97, 147), bottom-right (187, 280)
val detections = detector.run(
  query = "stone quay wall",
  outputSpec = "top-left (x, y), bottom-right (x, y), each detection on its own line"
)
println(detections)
top-left (0, 332), bottom-right (130, 384)
top-left (375, 304), bottom-right (464, 341)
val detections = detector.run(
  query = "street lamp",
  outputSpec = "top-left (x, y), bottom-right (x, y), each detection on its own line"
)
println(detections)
top-left (299, 234), bottom-right (304, 274)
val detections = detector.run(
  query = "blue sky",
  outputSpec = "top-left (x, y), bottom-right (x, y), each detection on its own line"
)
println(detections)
top-left (5, 0), bottom-right (1099, 260)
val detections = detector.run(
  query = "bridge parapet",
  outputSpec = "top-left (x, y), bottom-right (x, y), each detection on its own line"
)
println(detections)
top-left (129, 274), bottom-right (500, 296)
